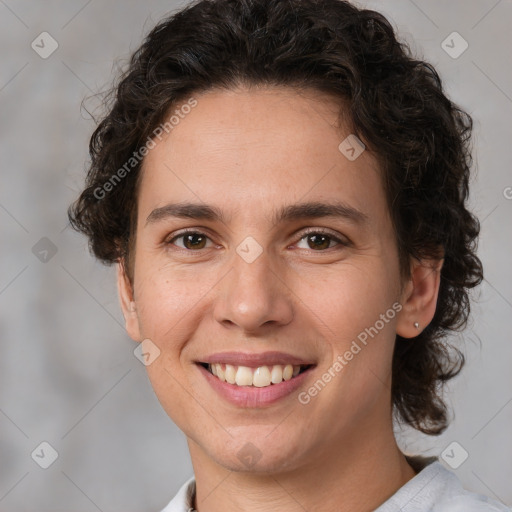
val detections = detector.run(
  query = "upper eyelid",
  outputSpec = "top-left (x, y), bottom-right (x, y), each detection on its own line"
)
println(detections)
top-left (166, 227), bottom-right (216, 243)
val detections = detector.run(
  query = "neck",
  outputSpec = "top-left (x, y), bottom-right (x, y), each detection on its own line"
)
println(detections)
top-left (188, 419), bottom-right (417, 512)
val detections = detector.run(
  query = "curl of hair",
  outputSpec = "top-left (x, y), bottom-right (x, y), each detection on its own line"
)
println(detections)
top-left (68, 0), bottom-right (483, 435)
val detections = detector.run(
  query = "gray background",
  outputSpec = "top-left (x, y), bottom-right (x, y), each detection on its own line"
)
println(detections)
top-left (0, 0), bottom-right (511, 510)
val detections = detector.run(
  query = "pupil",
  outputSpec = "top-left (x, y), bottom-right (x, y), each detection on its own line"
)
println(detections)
top-left (185, 234), bottom-right (205, 249)
top-left (309, 234), bottom-right (329, 250)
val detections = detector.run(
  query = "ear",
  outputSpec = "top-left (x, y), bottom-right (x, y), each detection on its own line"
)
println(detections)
top-left (116, 259), bottom-right (142, 342)
top-left (396, 256), bottom-right (444, 338)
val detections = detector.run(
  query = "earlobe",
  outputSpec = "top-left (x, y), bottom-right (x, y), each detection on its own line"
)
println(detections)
top-left (396, 257), bottom-right (444, 339)
top-left (116, 260), bottom-right (142, 342)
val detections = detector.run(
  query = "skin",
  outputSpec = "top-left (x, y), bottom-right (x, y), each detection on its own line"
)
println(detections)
top-left (117, 85), bottom-right (443, 512)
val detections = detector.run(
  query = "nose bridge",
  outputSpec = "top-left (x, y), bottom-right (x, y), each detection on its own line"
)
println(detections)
top-left (233, 245), bottom-right (274, 293)
top-left (213, 241), bottom-right (294, 331)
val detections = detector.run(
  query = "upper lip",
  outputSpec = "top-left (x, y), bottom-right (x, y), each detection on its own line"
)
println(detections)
top-left (198, 351), bottom-right (316, 368)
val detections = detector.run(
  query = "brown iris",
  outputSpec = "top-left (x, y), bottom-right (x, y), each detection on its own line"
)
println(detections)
top-left (306, 233), bottom-right (331, 250)
top-left (182, 233), bottom-right (207, 250)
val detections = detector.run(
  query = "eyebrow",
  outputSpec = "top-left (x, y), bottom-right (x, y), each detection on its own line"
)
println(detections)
top-left (144, 200), bottom-right (368, 227)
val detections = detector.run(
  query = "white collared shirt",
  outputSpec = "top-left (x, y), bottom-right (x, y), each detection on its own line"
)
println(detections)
top-left (160, 457), bottom-right (510, 511)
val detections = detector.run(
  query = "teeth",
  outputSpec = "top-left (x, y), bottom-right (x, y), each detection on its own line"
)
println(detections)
top-left (283, 364), bottom-right (293, 381)
top-left (225, 364), bottom-right (236, 384)
top-left (271, 365), bottom-right (283, 384)
top-left (235, 366), bottom-right (253, 386)
top-left (253, 366), bottom-right (271, 387)
top-left (207, 363), bottom-right (306, 387)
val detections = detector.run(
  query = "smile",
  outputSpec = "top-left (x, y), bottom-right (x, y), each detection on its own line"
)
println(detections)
top-left (201, 363), bottom-right (312, 387)
top-left (196, 351), bottom-right (316, 407)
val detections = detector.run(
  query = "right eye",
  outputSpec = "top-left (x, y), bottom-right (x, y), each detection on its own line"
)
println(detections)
top-left (166, 230), bottom-right (215, 251)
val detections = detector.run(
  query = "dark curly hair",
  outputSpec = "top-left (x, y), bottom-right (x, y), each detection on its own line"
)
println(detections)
top-left (68, 0), bottom-right (483, 435)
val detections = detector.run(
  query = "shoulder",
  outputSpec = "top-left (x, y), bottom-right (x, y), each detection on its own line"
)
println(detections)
top-left (377, 458), bottom-right (511, 512)
top-left (436, 491), bottom-right (511, 511)
top-left (426, 462), bottom-right (510, 512)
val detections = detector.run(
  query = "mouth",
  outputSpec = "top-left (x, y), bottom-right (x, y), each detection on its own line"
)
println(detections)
top-left (198, 362), bottom-right (314, 388)
top-left (195, 351), bottom-right (317, 407)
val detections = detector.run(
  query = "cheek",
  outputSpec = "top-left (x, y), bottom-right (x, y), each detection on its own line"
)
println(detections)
top-left (296, 262), bottom-right (399, 400)
top-left (133, 260), bottom-right (210, 338)
top-left (295, 261), bottom-right (399, 338)
top-left (133, 266), bottom-right (208, 430)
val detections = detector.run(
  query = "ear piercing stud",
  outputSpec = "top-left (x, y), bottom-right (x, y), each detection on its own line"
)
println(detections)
top-left (413, 322), bottom-right (420, 329)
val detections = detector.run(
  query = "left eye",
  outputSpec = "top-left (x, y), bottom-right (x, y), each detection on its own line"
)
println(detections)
top-left (295, 231), bottom-right (345, 251)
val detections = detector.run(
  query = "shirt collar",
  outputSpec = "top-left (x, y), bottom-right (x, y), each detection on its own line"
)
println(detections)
top-left (159, 475), bottom-right (195, 512)
top-left (160, 456), bottom-right (449, 512)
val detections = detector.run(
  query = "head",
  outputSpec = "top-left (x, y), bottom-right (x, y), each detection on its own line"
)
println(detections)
top-left (68, 0), bottom-right (482, 472)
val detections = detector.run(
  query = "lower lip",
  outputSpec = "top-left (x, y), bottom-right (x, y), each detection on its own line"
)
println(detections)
top-left (197, 364), bottom-right (314, 408)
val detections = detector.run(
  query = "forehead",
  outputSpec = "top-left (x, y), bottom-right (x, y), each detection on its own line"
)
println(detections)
top-left (137, 86), bottom-right (385, 227)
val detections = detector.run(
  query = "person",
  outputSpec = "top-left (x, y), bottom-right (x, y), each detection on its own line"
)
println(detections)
top-left (67, 0), bottom-right (510, 510)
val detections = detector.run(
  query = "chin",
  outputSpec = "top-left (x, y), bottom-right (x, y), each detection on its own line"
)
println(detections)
top-left (209, 429), bottom-right (308, 475)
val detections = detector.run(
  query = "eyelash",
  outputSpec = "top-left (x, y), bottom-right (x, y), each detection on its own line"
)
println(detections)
top-left (165, 228), bottom-right (350, 253)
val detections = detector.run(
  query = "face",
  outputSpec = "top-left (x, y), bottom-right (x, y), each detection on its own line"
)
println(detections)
top-left (118, 86), bottom-right (428, 474)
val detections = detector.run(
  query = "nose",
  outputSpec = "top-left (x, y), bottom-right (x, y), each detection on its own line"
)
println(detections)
top-left (213, 248), bottom-right (295, 333)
